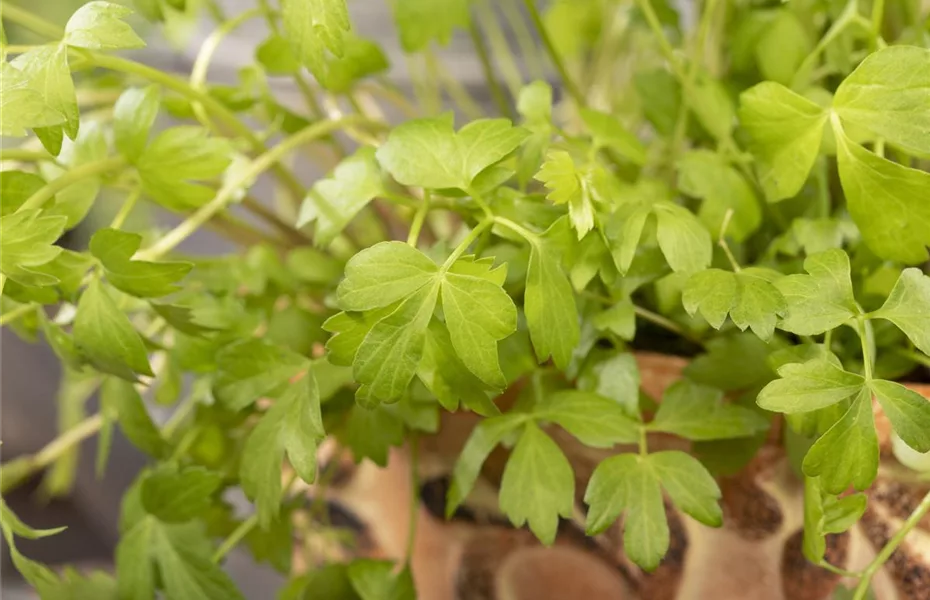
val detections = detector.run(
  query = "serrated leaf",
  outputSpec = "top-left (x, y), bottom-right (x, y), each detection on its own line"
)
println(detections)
top-left (440, 269), bottom-right (516, 388)
top-left (834, 46), bottom-right (930, 158)
top-left (323, 306), bottom-right (394, 367)
top-left (0, 209), bottom-right (66, 286)
top-left (499, 423), bottom-right (574, 545)
top-left (869, 379), bottom-right (930, 453)
top-left (153, 522), bottom-right (246, 600)
top-left (375, 114), bottom-right (528, 190)
top-left (337, 241), bottom-right (438, 311)
top-left (537, 390), bottom-right (640, 447)
top-left (392, 0), bottom-right (469, 52)
top-left (298, 147), bottom-right (384, 246)
top-left (871, 270), bottom-right (930, 358)
top-left (100, 377), bottom-right (167, 458)
top-left (65, 2), bottom-right (145, 50)
top-left (114, 86), bottom-right (160, 161)
top-left (834, 123), bottom-right (930, 264)
top-left (775, 249), bottom-right (858, 335)
top-left (649, 451), bottom-right (723, 527)
top-left (677, 150), bottom-right (760, 241)
top-left (683, 268), bottom-right (786, 340)
top-left (650, 380), bottom-right (768, 440)
top-left (738, 82), bottom-right (827, 202)
top-left (802, 388), bottom-right (878, 494)
top-left (73, 280), bottom-right (153, 380)
top-left (281, 0), bottom-right (349, 82)
top-left (90, 228), bottom-right (192, 297)
top-left (115, 518), bottom-right (155, 600)
top-left (524, 240), bottom-right (579, 369)
top-left (141, 465), bottom-right (221, 523)
top-left (534, 149), bottom-right (593, 238)
top-left (213, 339), bottom-right (308, 411)
top-left (757, 357), bottom-right (864, 414)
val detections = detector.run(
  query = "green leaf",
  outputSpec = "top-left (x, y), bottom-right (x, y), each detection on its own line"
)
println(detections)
top-left (677, 150), bottom-right (761, 241)
top-left (114, 86), bottom-right (160, 161)
top-left (802, 388), bottom-right (878, 494)
top-left (683, 268), bottom-right (786, 340)
top-left (0, 209), bottom-right (66, 286)
top-left (115, 518), bottom-right (155, 600)
top-left (775, 249), bottom-right (858, 335)
top-left (690, 74), bottom-right (734, 141)
top-left (241, 376), bottom-right (323, 527)
top-left (141, 465), bottom-right (221, 523)
top-left (650, 380), bottom-right (768, 440)
top-left (440, 269), bottom-right (517, 388)
top-left (869, 379), bottom-right (930, 453)
top-left (738, 82), bottom-right (827, 202)
top-left (10, 44), bottom-right (78, 141)
top-left (100, 377), bottom-right (167, 458)
top-left (45, 123), bottom-right (108, 229)
top-left (349, 560), bottom-right (415, 600)
top-left (73, 280), bottom-right (153, 380)
top-left (755, 10), bottom-right (812, 85)
top-left (0, 63), bottom-right (66, 136)
top-left (298, 148), bottom-right (385, 246)
top-left (375, 114), bottom-right (528, 190)
top-left (256, 34), bottom-right (301, 75)
top-left (592, 298), bottom-right (636, 341)
top-left (517, 80), bottom-right (552, 126)
top-left (833, 46), bottom-right (930, 158)
top-left (392, 0), bottom-right (469, 52)
top-left (446, 413), bottom-right (527, 516)
top-left (577, 351), bottom-right (641, 417)
top-left (0, 170), bottom-right (45, 216)
top-left (535, 149), bottom-right (594, 238)
top-left (834, 123), bottom-right (930, 264)
top-left (323, 307), bottom-right (394, 367)
top-left (90, 228), bottom-right (192, 297)
top-left (280, 0), bottom-right (349, 82)
top-left (339, 403), bottom-right (405, 466)
top-left (579, 108), bottom-right (646, 164)
top-left (337, 241), bottom-right (438, 311)
top-left (213, 339), bottom-right (308, 411)
top-left (757, 357), bottom-right (864, 414)
top-left (417, 320), bottom-right (497, 415)
top-left (524, 240), bottom-right (579, 369)
top-left (584, 453), bottom-right (667, 571)
top-left (154, 522), bottom-right (246, 600)
top-left (324, 35), bottom-right (390, 93)
top-left (652, 202), bottom-right (712, 273)
top-left (537, 390), bottom-right (640, 447)
top-left (686, 332), bottom-right (777, 391)
top-left (499, 423), bottom-right (574, 545)
top-left (65, 1), bottom-right (145, 50)
top-left (871, 269), bottom-right (930, 355)
top-left (0, 498), bottom-right (66, 540)
top-left (649, 451), bottom-right (723, 527)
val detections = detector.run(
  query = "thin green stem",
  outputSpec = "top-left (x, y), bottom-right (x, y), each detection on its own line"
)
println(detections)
top-left (136, 116), bottom-right (383, 260)
top-left (894, 347), bottom-right (930, 369)
top-left (0, 149), bottom-right (55, 162)
top-left (854, 489), bottom-right (930, 600)
top-left (407, 192), bottom-right (431, 246)
top-left (856, 316), bottom-right (874, 381)
top-left (718, 209), bottom-right (742, 272)
top-left (212, 513), bottom-right (258, 563)
top-left (426, 50), bottom-right (484, 120)
top-left (791, 0), bottom-right (859, 90)
top-left (0, 3), bottom-right (63, 39)
top-left (477, 0), bottom-right (524, 101)
top-left (818, 560), bottom-right (861, 578)
top-left (870, 0), bottom-right (886, 50)
top-left (468, 20), bottom-right (512, 117)
top-left (638, 426), bottom-right (648, 456)
top-left (443, 219), bottom-right (495, 268)
top-left (0, 303), bottom-right (36, 327)
top-left (493, 216), bottom-right (539, 245)
top-left (631, 0), bottom-right (687, 81)
top-left (109, 187), bottom-right (141, 229)
top-left (241, 196), bottom-right (311, 245)
top-left (161, 392), bottom-right (200, 438)
top-left (521, 0), bottom-right (584, 106)
top-left (404, 435), bottom-right (420, 567)
top-left (502, 0), bottom-right (545, 81)
top-left (19, 156), bottom-right (127, 211)
top-left (634, 305), bottom-right (703, 347)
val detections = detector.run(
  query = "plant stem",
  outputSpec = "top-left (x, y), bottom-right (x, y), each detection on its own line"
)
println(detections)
top-left (477, 0), bottom-right (524, 101)
top-left (443, 219), bottom-right (494, 268)
top-left (521, 0), bottom-right (584, 106)
top-left (109, 187), bottom-right (141, 229)
top-left (869, 0), bottom-right (885, 50)
top-left (853, 489), bottom-right (930, 600)
top-left (633, 305), bottom-right (703, 346)
top-left (0, 149), bottom-right (55, 162)
top-left (426, 50), bottom-right (484, 120)
top-left (631, 0), bottom-right (687, 81)
top-left (407, 191), bottom-right (430, 246)
top-left (136, 115), bottom-right (383, 260)
top-left (212, 513), bottom-right (258, 563)
top-left (718, 208), bottom-right (742, 272)
top-left (791, 0), bottom-right (859, 90)
top-left (818, 560), bottom-right (861, 578)
top-left (0, 3), bottom-right (62, 38)
top-left (468, 20), bottom-right (512, 118)
top-left (404, 435), bottom-right (420, 567)
top-left (894, 347), bottom-right (930, 369)
top-left (502, 0), bottom-right (545, 81)
top-left (493, 216), bottom-right (539, 245)
top-left (638, 426), bottom-right (648, 456)
top-left (241, 196), bottom-right (312, 245)
top-left (0, 303), bottom-right (36, 327)
top-left (856, 316), bottom-right (874, 380)
top-left (19, 156), bottom-right (127, 211)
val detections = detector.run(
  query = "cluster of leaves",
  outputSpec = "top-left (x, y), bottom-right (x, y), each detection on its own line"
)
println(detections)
top-left (1, 0), bottom-right (930, 599)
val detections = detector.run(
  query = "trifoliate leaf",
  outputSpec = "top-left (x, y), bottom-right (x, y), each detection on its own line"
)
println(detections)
top-left (584, 453), bottom-right (666, 570)
top-left (738, 82), bottom-right (827, 202)
top-left (683, 268), bottom-right (786, 340)
top-left (536, 390), bottom-right (640, 447)
top-left (775, 249), bottom-right (858, 335)
top-left (337, 241), bottom-right (438, 311)
top-left (349, 560), bottom-right (416, 600)
top-left (280, 0), bottom-right (349, 82)
top-left (871, 269), bottom-right (930, 355)
top-left (136, 126), bottom-right (233, 211)
top-left (375, 114), bottom-right (528, 190)
top-left (648, 451), bottom-right (723, 527)
top-left (834, 123), bottom-right (930, 264)
top-left (446, 413), bottom-right (528, 516)
top-left (579, 108), bottom-right (646, 165)
top-left (757, 357), bottom-right (864, 414)
top-left (114, 86), bottom-right (160, 161)
top-left (833, 46), bottom-right (930, 158)
top-left (440, 269), bottom-right (516, 388)
top-left (90, 228), bottom-right (192, 297)
top-left (535, 149), bottom-right (593, 238)
top-left (802, 388), bottom-right (878, 494)
top-left (213, 338), bottom-right (308, 411)
top-left (73, 281), bottom-right (153, 380)
top-left (354, 282), bottom-right (440, 403)
top-left (298, 148), bottom-right (385, 246)
top-left (417, 320), bottom-right (497, 415)
top-left (868, 379), bottom-right (930, 453)
top-left (677, 150), bottom-right (761, 241)
top-left (64, 2), bottom-right (146, 50)
top-left (392, 0), bottom-right (469, 52)
top-left (0, 209), bottom-right (66, 286)
top-left (241, 376), bottom-right (323, 527)
top-left (10, 45), bottom-right (78, 142)
top-left (525, 239), bottom-right (579, 369)
top-left (650, 380), bottom-right (769, 440)
top-left (141, 465), bottom-right (221, 523)
top-left (499, 423), bottom-right (574, 545)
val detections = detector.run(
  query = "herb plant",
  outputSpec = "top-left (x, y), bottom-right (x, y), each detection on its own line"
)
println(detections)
top-left (1, 0), bottom-right (929, 598)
